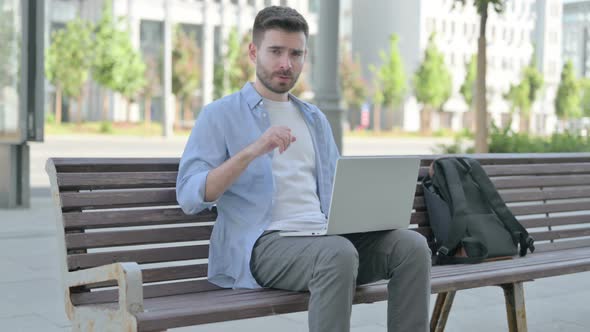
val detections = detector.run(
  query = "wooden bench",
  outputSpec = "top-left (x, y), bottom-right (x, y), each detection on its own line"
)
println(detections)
top-left (46, 153), bottom-right (590, 332)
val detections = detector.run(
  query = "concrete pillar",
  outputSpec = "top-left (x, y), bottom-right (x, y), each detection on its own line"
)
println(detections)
top-left (0, 144), bottom-right (29, 208)
top-left (202, 0), bottom-right (215, 105)
top-left (313, 0), bottom-right (343, 152)
top-left (163, 0), bottom-right (174, 137)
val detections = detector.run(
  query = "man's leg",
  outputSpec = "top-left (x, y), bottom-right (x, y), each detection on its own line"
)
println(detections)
top-left (344, 229), bottom-right (431, 332)
top-left (250, 232), bottom-right (359, 332)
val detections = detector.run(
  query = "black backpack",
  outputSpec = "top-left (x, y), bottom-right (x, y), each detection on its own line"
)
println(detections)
top-left (422, 157), bottom-right (535, 264)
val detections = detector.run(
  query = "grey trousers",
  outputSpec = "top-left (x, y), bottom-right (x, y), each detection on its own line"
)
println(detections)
top-left (250, 229), bottom-right (432, 332)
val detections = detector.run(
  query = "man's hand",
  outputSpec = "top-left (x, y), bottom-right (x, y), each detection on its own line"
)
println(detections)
top-left (248, 126), bottom-right (297, 156)
top-left (203, 126), bottom-right (296, 202)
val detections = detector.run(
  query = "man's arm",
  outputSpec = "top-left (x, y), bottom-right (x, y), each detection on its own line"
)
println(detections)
top-left (203, 125), bottom-right (297, 202)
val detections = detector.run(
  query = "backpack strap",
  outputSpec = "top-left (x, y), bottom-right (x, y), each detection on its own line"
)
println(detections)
top-left (436, 236), bottom-right (488, 264)
top-left (463, 158), bottom-right (535, 256)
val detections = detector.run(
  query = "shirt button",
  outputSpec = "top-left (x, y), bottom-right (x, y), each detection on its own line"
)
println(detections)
top-left (262, 113), bottom-right (267, 117)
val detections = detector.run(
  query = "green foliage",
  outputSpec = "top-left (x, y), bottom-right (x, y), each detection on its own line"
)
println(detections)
top-left (488, 123), bottom-right (590, 153)
top-left (523, 52), bottom-right (544, 106)
top-left (99, 121), bottom-right (113, 133)
top-left (213, 62), bottom-right (225, 100)
top-left (414, 33), bottom-right (452, 109)
top-left (460, 54), bottom-right (477, 108)
top-left (172, 27), bottom-right (201, 99)
top-left (45, 112), bottom-right (56, 124)
top-left (504, 81), bottom-right (530, 115)
top-left (225, 28), bottom-right (254, 93)
top-left (555, 61), bottom-right (582, 120)
top-left (370, 34), bottom-right (407, 109)
top-left (45, 19), bottom-right (94, 98)
top-left (340, 46), bottom-right (368, 111)
top-left (579, 78), bottom-right (590, 117)
top-left (92, 0), bottom-right (145, 100)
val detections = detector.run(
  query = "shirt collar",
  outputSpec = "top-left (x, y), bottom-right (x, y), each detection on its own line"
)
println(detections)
top-left (240, 82), bottom-right (317, 115)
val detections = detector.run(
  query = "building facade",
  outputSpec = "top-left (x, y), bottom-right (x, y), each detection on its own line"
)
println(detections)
top-left (46, 0), bottom-right (319, 124)
top-left (563, 0), bottom-right (590, 78)
top-left (349, 0), bottom-right (562, 134)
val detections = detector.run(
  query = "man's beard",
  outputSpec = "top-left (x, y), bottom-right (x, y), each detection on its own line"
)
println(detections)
top-left (256, 64), bottom-right (300, 94)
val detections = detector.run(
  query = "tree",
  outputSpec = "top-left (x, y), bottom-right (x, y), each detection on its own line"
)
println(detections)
top-left (579, 78), bottom-right (590, 118)
top-left (340, 47), bottom-right (368, 129)
top-left (517, 53), bottom-right (544, 132)
top-left (45, 19), bottom-right (94, 124)
top-left (413, 33), bottom-right (453, 135)
top-left (555, 61), bottom-right (581, 121)
top-left (290, 73), bottom-right (311, 99)
top-left (504, 80), bottom-right (530, 131)
top-left (172, 27), bottom-right (201, 127)
top-left (460, 54), bottom-right (477, 130)
top-left (117, 42), bottom-right (146, 122)
top-left (370, 34), bottom-right (407, 133)
top-left (142, 56), bottom-right (161, 125)
top-left (93, 0), bottom-right (146, 122)
top-left (225, 28), bottom-right (254, 93)
top-left (455, 0), bottom-right (507, 152)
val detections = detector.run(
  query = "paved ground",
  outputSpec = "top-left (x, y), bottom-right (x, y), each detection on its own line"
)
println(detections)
top-left (2, 135), bottom-right (589, 331)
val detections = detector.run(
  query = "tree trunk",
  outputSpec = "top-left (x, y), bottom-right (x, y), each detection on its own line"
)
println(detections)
top-left (520, 111), bottom-right (530, 133)
top-left (144, 96), bottom-right (152, 125)
top-left (55, 86), bottom-right (62, 124)
top-left (183, 98), bottom-right (192, 125)
top-left (475, 3), bottom-right (489, 152)
top-left (102, 91), bottom-right (109, 121)
top-left (125, 98), bottom-right (131, 123)
top-left (421, 106), bottom-right (432, 135)
top-left (76, 94), bottom-right (83, 125)
top-left (373, 103), bottom-right (382, 134)
top-left (174, 97), bottom-right (181, 129)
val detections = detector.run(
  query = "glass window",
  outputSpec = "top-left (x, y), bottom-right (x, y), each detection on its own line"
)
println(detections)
top-left (0, 0), bottom-right (21, 141)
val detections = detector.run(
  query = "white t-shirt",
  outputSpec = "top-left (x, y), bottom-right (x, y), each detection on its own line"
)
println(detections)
top-left (263, 98), bottom-right (328, 231)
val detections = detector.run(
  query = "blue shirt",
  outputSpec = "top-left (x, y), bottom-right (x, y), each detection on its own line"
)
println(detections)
top-left (176, 83), bottom-right (340, 289)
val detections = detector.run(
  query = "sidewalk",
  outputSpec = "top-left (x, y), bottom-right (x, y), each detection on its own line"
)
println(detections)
top-left (1, 135), bottom-right (589, 331)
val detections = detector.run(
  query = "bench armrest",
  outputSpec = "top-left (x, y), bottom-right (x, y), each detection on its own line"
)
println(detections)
top-left (67, 262), bottom-right (143, 314)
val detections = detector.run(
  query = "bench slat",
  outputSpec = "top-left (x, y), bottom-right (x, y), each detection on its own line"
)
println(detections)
top-left (67, 245), bottom-right (209, 270)
top-left (534, 238), bottom-right (590, 252)
top-left (65, 226), bottom-right (213, 250)
top-left (57, 172), bottom-right (177, 190)
top-left (60, 189), bottom-right (177, 210)
top-left (71, 279), bottom-right (221, 306)
top-left (63, 208), bottom-right (216, 230)
top-left (529, 227), bottom-right (590, 241)
top-left (483, 163), bottom-right (590, 176)
top-left (500, 187), bottom-right (590, 202)
top-left (519, 214), bottom-right (590, 228)
top-left (52, 158), bottom-right (179, 173)
top-left (80, 264), bottom-right (210, 289)
top-left (510, 201), bottom-right (590, 216)
top-left (492, 175), bottom-right (590, 189)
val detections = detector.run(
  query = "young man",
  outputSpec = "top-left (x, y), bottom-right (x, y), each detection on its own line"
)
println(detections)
top-left (177, 6), bottom-right (431, 332)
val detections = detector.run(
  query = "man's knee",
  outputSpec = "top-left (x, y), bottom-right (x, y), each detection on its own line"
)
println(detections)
top-left (317, 237), bottom-right (359, 278)
top-left (391, 230), bottom-right (432, 266)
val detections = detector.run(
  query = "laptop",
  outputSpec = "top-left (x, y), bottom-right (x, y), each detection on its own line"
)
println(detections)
top-left (280, 156), bottom-right (420, 237)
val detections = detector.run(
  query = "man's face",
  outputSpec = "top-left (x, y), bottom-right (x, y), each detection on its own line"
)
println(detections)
top-left (250, 29), bottom-right (307, 95)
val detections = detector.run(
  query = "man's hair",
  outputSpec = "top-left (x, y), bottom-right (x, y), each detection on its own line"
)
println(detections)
top-left (252, 6), bottom-right (309, 46)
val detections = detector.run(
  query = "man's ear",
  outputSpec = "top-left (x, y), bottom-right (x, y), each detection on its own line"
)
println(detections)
top-left (248, 42), bottom-right (257, 64)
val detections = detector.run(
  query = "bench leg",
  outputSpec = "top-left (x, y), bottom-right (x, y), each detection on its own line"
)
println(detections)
top-left (501, 282), bottom-right (527, 332)
top-left (430, 291), bottom-right (456, 332)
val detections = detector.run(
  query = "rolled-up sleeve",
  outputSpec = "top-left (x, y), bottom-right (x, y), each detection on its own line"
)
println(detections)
top-left (177, 106), bottom-right (227, 215)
